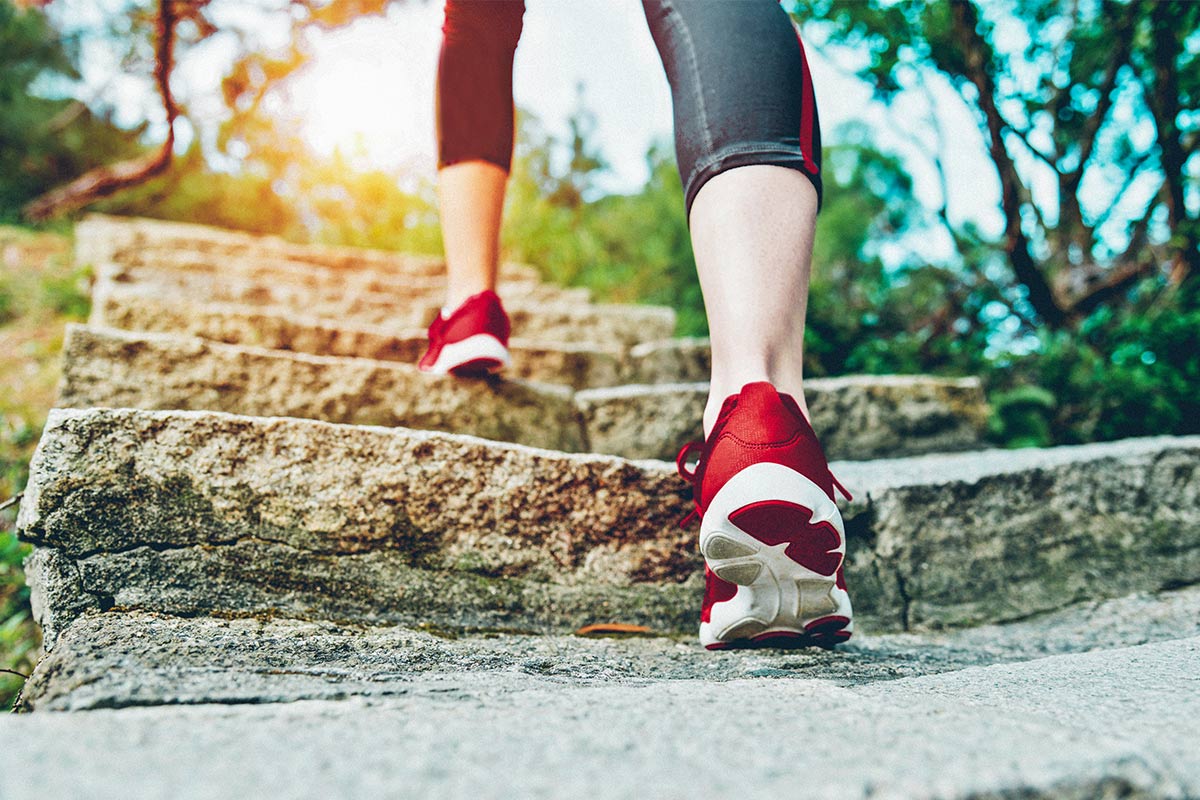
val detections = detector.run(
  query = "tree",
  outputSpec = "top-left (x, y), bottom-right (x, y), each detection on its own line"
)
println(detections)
top-left (21, 0), bottom-right (397, 222)
top-left (803, 0), bottom-right (1199, 328)
top-left (0, 0), bottom-right (140, 221)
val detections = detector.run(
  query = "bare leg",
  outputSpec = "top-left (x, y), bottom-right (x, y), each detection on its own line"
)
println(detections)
top-left (689, 164), bottom-right (819, 437)
top-left (438, 160), bottom-right (508, 310)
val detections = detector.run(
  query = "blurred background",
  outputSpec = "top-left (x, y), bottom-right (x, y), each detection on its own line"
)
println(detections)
top-left (1, 0), bottom-right (1197, 706)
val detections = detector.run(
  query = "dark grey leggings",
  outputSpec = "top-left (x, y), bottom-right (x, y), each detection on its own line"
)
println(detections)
top-left (437, 0), bottom-right (822, 218)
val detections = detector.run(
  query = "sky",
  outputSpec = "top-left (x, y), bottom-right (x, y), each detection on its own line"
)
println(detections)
top-left (280, 0), bottom-right (1001, 240)
top-left (56, 0), bottom-right (1020, 262)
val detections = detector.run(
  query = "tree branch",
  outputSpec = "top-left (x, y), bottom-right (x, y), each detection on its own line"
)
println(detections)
top-left (22, 0), bottom-right (183, 221)
top-left (1143, 0), bottom-right (1198, 284)
top-left (949, 0), bottom-right (1068, 327)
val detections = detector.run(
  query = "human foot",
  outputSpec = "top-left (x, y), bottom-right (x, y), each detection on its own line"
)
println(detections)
top-left (676, 381), bottom-right (853, 649)
top-left (417, 289), bottom-right (511, 376)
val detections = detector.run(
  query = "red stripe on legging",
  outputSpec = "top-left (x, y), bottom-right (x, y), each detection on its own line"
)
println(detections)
top-left (793, 26), bottom-right (818, 176)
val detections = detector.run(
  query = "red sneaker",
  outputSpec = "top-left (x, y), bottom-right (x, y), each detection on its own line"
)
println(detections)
top-left (418, 290), bottom-right (512, 376)
top-left (676, 381), bottom-right (854, 650)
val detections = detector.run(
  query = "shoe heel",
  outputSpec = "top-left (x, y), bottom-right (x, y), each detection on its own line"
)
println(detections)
top-left (698, 463), bottom-right (853, 648)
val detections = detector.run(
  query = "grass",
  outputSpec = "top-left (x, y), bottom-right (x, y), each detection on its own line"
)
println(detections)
top-left (0, 222), bottom-right (84, 710)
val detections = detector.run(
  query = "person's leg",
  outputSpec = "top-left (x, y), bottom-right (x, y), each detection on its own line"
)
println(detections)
top-left (646, 0), bottom-right (852, 650)
top-left (689, 167), bottom-right (818, 435)
top-left (438, 162), bottom-right (508, 310)
top-left (641, 0), bottom-right (823, 437)
top-left (435, 0), bottom-right (524, 310)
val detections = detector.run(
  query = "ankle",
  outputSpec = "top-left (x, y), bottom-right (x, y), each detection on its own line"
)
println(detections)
top-left (443, 283), bottom-right (495, 314)
top-left (705, 374), bottom-right (811, 438)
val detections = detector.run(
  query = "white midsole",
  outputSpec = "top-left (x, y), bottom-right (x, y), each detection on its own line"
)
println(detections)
top-left (424, 333), bottom-right (511, 375)
top-left (698, 462), bottom-right (852, 646)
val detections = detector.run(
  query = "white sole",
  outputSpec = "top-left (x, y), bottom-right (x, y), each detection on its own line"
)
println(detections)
top-left (698, 462), bottom-right (853, 649)
top-left (421, 333), bottom-right (511, 376)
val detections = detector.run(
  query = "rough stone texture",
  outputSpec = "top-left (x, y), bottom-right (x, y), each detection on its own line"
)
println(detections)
top-left (575, 382), bottom-right (708, 459)
top-left (94, 271), bottom-right (673, 345)
top-left (18, 586), bottom-right (1200, 711)
top-left (59, 324), bottom-right (586, 451)
top-left (504, 302), bottom-right (675, 347)
top-left (96, 262), bottom-right (585, 323)
top-left (626, 336), bottom-right (712, 384)
top-left (575, 375), bottom-right (989, 460)
top-left (92, 289), bottom-right (727, 390)
top-left (63, 324), bottom-right (989, 460)
top-left (92, 286), bottom-right (630, 389)
top-left (17, 408), bottom-right (1200, 642)
top-left (98, 251), bottom-right (592, 305)
top-left (75, 213), bottom-right (540, 281)
top-left (4, 639), bottom-right (1199, 799)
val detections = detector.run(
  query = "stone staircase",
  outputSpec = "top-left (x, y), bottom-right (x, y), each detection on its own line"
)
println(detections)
top-left (6, 214), bottom-right (1200, 799)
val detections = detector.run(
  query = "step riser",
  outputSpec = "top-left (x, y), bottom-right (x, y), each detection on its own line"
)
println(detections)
top-left (59, 326), bottom-right (585, 452)
top-left (94, 275), bottom-right (675, 345)
top-left (75, 214), bottom-right (540, 281)
top-left (576, 377), bottom-right (988, 460)
top-left (25, 546), bottom-right (702, 645)
top-left (18, 409), bottom-right (1200, 645)
top-left (93, 289), bottom-right (690, 389)
top-left (100, 250), bottom-right (589, 300)
top-left (61, 326), bottom-right (988, 460)
top-left (99, 263), bottom-right (590, 308)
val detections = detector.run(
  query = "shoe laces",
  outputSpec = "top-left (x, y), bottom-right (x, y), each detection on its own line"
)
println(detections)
top-left (675, 440), bottom-right (705, 529)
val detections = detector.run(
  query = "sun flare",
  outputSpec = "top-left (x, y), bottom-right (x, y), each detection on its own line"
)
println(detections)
top-left (284, 10), bottom-right (441, 174)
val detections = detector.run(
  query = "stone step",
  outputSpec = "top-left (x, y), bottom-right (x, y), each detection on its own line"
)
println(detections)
top-left (92, 287), bottom-right (629, 389)
top-left (92, 273), bottom-right (675, 346)
top-left (75, 213), bottom-right (541, 281)
top-left (18, 585), bottom-right (1200, 711)
top-left (97, 244), bottom-right (590, 299)
top-left (60, 325), bottom-right (988, 460)
top-left (575, 376), bottom-right (987, 460)
top-left (17, 407), bottom-right (1200, 644)
top-left (97, 257), bottom-right (592, 308)
top-left (59, 324), bottom-right (585, 452)
top-left (92, 285), bottom-right (708, 388)
top-left (4, 634), bottom-right (1197, 800)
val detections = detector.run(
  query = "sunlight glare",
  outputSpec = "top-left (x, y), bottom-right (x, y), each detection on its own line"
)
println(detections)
top-left (283, 7), bottom-right (442, 176)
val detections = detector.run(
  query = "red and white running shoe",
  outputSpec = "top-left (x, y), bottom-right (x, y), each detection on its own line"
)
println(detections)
top-left (676, 381), bottom-right (854, 650)
top-left (418, 290), bottom-right (512, 376)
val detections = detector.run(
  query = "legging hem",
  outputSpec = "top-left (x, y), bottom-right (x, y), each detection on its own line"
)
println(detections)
top-left (683, 146), bottom-right (823, 223)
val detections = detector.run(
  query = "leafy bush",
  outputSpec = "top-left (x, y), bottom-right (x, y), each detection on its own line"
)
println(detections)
top-left (984, 280), bottom-right (1200, 446)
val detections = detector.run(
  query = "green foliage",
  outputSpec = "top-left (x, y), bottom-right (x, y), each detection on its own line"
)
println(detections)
top-left (1, 524), bottom-right (36, 711)
top-left (0, 1), bottom-right (143, 222)
top-left (503, 103), bottom-right (703, 334)
top-left (984, 281), bottom-right (1200, 446)
top-left (0, 280), bottom-right (14, 326)
top-left (1, 410), bottom-right (39, 712)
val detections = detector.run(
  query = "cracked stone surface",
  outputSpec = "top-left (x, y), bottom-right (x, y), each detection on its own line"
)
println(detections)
top-left (4, 637), bottom-right (1198, 799)
top-left (17, 585), bottom-right (1200, 712)
top-left (17, 407), bottom-right (1200, 644)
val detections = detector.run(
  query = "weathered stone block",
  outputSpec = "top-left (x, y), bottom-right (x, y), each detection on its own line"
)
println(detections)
top-left (574, 375), bottom-right (989, 461)
top-left (20, 586), bottom-right (1200, 711)
top-left (17, 408), bottom-right (1200, 644)
top-left (75, 214), bottom-right (540, 281)
top-left (59, 325), bottom-right (586, 452)
top-left (92, 287), bottom-right (628, 389)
